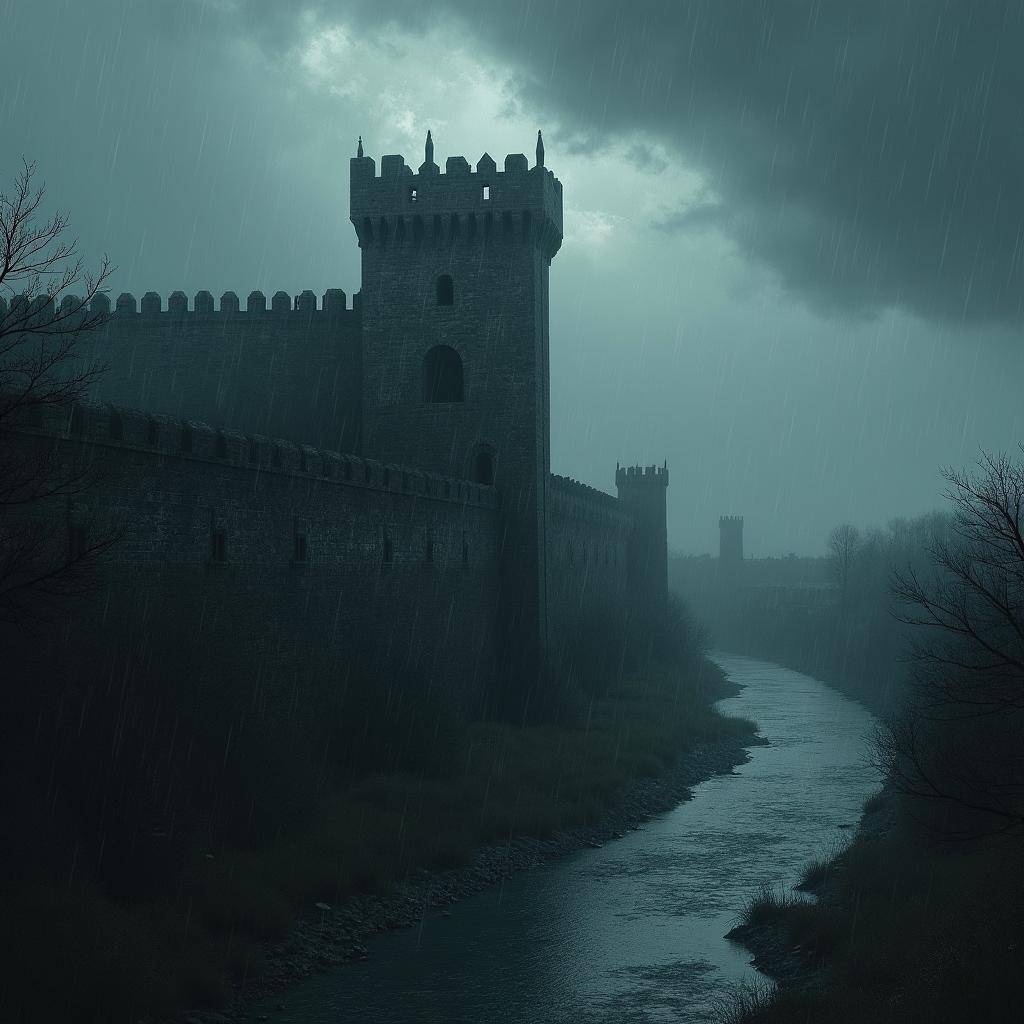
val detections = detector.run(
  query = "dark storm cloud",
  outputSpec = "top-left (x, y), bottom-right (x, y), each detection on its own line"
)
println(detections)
top-left (226, 0), bottom-right (1024, 327)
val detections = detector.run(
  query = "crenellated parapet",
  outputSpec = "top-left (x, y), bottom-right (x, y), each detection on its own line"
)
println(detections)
top-left (616, 463), bottom-right (670, 489)
top-left (350, 135), bottom-right (562, 260)
top-left (14, 396), bottom-right (498, 510)
top-left (108, 288), bottom-right (356, 318)
top-left (549, 474), bottom-right (633, 529)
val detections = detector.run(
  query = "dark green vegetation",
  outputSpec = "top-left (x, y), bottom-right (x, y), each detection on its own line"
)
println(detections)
top-left (722, 793), bottom-right (1024, 1024)
top-left (705, 450), bottom-right (1024, 1022)
top-left (0, 596), bottom-right (753, 1023)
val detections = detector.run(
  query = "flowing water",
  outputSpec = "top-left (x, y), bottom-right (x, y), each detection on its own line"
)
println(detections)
top-left (274, 654), bottom-right (879, 1023)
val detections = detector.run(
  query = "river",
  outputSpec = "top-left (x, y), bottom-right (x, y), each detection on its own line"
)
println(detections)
top-left (271, 654), bottom-right (879, 1023)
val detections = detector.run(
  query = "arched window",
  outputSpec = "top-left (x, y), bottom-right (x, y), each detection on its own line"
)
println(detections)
top-left (473, 450), bottom-right (495, 486)
top-left (436, 274), bottom-right (454, 306)
top-left (422, 345), bottom-right (464, 403)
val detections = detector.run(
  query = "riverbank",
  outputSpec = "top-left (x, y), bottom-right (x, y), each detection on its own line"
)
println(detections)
top-left (170, 658), bottom-right (761, 1024)
top-left (724, 782), bottom-right (1024, 1022)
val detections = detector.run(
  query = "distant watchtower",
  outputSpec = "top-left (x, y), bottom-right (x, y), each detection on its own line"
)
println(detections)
top-left (719, 515), bottom-right (744, 571)
top-left (617, 464), bottom-right (669, 617)
top-left (350, 130), bottom-right (563, 674)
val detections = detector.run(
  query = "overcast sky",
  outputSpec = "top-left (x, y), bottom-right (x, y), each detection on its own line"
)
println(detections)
top-left (3, 0), bottom-right (1021, 554)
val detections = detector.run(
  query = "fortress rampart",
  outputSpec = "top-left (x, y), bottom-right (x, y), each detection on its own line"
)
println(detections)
top-left (14, 396), bottom-right (501, 704)
top-left (3, 132), bottom-right (670, 703)
top-left (74, 288), bottom-right (362, 455)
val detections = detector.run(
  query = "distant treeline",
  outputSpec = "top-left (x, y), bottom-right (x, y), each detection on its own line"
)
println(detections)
top-left (670, 513), bottom-right (951, 713)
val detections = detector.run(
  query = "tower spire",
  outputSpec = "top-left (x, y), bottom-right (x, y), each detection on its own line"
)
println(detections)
top-left (357, 135), bottom-right (363, 158)
top-left (536, 129), bottom-right (545, 167)
top-left (425, 129), bottom-right (434, 166)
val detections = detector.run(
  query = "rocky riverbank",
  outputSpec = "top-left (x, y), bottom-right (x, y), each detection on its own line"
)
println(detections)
top-left (178, 732), bottom-right (764, 1024)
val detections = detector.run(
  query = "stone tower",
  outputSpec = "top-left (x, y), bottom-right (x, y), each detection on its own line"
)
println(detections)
top-left (350, 131), bottom-right (563, 675)
top-left (616, 464), bottom-right (669, 618)
top-left (719, 515), bottom-right (744, 570)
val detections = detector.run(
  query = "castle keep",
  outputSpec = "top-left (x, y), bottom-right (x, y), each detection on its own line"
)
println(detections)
top-left (10, 133), bottom-right (669, 699)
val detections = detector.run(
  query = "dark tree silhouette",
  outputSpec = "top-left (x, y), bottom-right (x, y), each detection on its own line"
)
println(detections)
top-left (827, 522), bottom-right (860, 596)
top-left (0, 159), bottom-right (115, 623)
top-left (876, 449), bottom-right (1024, 838)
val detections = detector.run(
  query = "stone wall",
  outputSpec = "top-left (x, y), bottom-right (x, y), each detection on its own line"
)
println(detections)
top-left (546, 474), bottom-right (633, 644)
top-left (15, 398), bottom-right (500, 706)
top-left (76, 288), bottom-right (361, 454)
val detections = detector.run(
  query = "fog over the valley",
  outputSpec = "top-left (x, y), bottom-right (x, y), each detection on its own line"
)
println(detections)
top-left (4, 0), bottom-right (1020, 553)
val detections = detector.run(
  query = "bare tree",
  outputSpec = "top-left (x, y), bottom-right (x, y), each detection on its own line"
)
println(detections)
top-left (876, 449), bottom-right (1024, 838)
top-left (0, 159), bottom-right (115, 623)
top-left (827, 522), bottom-right (860, 595)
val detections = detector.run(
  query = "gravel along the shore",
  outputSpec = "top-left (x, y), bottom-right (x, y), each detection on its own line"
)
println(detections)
top-left (177, 735), bottom-right (762, 1024)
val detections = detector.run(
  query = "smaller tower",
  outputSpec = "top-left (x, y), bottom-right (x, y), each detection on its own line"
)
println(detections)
top-left (719, 515), bottom-right (744, 571)
top-left (617, 463), bottom-right (669, 618)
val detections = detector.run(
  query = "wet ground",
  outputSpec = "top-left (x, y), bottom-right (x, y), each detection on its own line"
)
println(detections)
top-left (270, 654), bottom-right (879, 1023)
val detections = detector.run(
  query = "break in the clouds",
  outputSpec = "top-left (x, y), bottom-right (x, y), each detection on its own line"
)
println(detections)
top-left (231, 0), bottom-right (1024, 328)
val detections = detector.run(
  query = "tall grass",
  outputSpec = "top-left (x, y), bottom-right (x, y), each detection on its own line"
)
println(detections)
top-left (0, 594), bottom-right (754, 1021)
top-left (727, 803), bottom-right (1024, 1023)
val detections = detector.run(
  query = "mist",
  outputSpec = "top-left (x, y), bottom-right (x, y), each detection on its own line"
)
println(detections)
top-left (2, 3), bottom-right (1022, 1023)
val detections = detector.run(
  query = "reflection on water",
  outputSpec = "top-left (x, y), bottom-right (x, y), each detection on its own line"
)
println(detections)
top-left (274, 654), bottom-right (879, 1023)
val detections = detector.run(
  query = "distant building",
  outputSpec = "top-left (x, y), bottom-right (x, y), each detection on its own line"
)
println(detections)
top-left (719, 515), bottom-right (744, 572)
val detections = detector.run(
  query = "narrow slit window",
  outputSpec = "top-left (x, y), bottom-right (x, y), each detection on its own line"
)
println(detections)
top-left (216, 432), bottom-right (227, 459)
top-left (436, 274), bottom-right (454, 306)
top-left (146, 419), bottom-right (159, 447)
top-left (382, 535), bottom-right (393, 566)
top-left (294, 531), bottom-right (308, 562)
top-left (482, 184), bottom-right (490, 200)
top-left (211, 528), bottom-right (227, 563)
top-left (425, 535), bottom-right (434, 563)
top-left (109, 411), bottom-right (124, 441)
top-left (462, 533), bottom-right (469, 566)
top-left (68, 524), bottom-right (87, 560)
top-left (179, 424), bottom-right (192, 453)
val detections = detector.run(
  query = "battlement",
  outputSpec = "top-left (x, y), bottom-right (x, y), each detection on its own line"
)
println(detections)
top-left (549, 474), bottom-right (632, 529)
top-left (720, 515), bottom-right (744, 524)
top-left (350, 133), bottom-right (562, 259)
top-left (616, 463), bottom-right (670, 488)
top-left (102, 288), bottom-right (357, 318)
top-left (15, 396), bottom-right (497, 510)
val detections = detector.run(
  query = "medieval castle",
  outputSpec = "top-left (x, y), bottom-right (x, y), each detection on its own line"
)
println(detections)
top-left (8, 132), bottom-right (669, 701)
